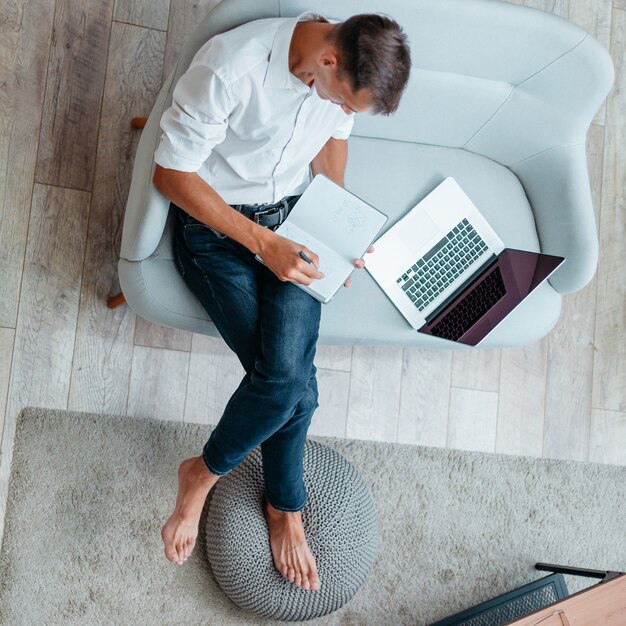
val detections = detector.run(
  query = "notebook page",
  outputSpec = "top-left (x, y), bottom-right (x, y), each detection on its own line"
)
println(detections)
top-left (287, 175), bottom-right (387, 259)
top-left (276, 221), bottom-right (354, 302)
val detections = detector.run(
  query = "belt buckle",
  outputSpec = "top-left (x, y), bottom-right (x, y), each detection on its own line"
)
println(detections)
top-left (253, 200), bottom-right (288, 228)
top-left (252, 206), bottom-right (278, 224)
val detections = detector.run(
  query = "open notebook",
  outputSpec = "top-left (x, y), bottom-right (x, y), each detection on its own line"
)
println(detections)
top-left (255, 175), bottom-right (388, 303)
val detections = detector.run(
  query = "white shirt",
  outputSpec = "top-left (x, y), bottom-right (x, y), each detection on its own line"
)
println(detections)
top-left (153, 13), bottom-right (354, 204)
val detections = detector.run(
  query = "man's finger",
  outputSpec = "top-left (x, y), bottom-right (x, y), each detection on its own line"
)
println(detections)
top-left (298, 263), bottom-right (324, 280)
top-left (352, 245), bottom-right (374, 268)
top-left (297, 249), bottom-right (323, 278)
top-left (298, 261), bottom-right (324, 281)
top-left (290, 271), bottom-right (316, 286)
top-left (307, 249), bottom-right (321, 268)
top-left (343, 277), bottom-right (352, 288)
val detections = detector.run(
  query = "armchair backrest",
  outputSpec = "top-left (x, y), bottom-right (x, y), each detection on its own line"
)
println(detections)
top-left (280, 0), bottom-right (613, 166)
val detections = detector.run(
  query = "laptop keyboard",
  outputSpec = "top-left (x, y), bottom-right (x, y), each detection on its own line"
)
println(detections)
top-left (430, 267), bottom-right (506, 341)
top-left (396, 218), bottom-right (489, 312)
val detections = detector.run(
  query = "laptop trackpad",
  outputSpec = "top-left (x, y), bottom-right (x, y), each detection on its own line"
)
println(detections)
top-left (396, 211), bottom-right (439, 255)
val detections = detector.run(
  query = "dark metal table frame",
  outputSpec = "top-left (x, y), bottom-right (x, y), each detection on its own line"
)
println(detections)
top-left (430, 562), bottom-right (626, 626)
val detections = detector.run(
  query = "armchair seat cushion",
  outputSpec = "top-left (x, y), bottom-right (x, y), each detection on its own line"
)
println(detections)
top-left (119, 138), bottom-right (562, 347)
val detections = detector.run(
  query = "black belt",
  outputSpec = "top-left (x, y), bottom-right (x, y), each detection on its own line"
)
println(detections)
top-left (230, 195), bottom-right (300, 230)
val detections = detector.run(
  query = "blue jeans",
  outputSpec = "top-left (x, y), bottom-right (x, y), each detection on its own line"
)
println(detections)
top-left (172, 202), bottom-right (322, 512)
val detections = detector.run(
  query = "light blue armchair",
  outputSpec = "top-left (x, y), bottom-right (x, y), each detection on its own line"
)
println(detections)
top-left (117, 0), bottom-right (614, 347)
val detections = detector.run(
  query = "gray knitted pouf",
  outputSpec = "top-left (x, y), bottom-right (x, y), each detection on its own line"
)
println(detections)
top-left (205, 439), bottom-right (379, 621)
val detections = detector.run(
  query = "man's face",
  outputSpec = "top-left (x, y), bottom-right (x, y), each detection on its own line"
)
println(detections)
top-left (311, 58), bottom-right (372, 115)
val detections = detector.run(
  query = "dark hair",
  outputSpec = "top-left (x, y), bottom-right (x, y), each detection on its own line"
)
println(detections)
top-left (328, 14), bottom-right (411, 115)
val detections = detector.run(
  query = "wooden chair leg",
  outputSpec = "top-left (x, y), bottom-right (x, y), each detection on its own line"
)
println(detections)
top-left (107, 292), bottom-right (127, 309)
top-left (131, 117), bottom-right (148, 129)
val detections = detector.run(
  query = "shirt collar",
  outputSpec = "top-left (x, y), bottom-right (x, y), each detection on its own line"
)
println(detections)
top-left (264, 12), bottom-right (328, 92)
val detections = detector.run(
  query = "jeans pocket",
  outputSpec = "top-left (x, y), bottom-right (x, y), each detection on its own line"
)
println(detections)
top-left (182, 223), bottom-right (229, 252)
top-left (207, 226), bottom-right (228, 239)
top-left (185, 222), bottom-right (227, 237)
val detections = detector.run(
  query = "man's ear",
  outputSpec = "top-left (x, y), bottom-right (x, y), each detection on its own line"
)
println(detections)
top-left (318, 48), bottom-right (339, 69)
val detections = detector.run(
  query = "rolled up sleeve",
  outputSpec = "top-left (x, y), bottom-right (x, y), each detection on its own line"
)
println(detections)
top-left (330, 112), bottom-right (354, 141)
top-left (154, 63), bottom-right (234, 172)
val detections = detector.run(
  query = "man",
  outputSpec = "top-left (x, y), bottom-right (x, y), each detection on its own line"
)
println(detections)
top-left (156, 12), bottom-right (411, 591)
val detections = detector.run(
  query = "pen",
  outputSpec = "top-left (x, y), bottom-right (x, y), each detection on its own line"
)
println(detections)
top-left (298, 250), bottom-right (320, 271)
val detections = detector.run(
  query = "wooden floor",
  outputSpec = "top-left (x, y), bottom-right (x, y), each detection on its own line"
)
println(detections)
top-left (1, 0), bottom-right (624, 547)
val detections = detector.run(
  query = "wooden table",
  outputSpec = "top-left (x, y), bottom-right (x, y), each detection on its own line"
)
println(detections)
top-left (508, 573), bottom-right (626, 625)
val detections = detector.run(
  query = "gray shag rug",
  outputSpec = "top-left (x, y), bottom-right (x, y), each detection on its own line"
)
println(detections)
top-left (0, 408), bottom-right (624, 625)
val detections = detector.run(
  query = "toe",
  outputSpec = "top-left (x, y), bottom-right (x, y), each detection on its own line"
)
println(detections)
top-left (302, 574), bottom-right (310, 590)
top-left (295, 571), bottom-right (302, 587)
top-left (288, 567), bottom-right (296, 582)
top-left (185, 538), bottom-right (194, 558)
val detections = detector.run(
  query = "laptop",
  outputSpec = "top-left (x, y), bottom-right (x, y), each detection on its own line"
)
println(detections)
top-left (364, 177), bottom-right (564, 346)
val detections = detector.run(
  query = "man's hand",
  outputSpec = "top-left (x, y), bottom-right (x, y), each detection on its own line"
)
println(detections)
top-left (258, 231), bottom-right (325, 285)
top-left (343, 245), bottom-right (375, 288)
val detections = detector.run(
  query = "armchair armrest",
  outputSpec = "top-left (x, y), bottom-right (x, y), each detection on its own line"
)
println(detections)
top-left (120, 0), bottom-right (281, 263)
top-left (509, 142), bottom-right (597, 294)
top-left (120, 68), bottom-right (176, 263)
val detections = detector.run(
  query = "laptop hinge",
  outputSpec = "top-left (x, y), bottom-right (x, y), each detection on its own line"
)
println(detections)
top-left (424, 254), bottom-right (499, 324)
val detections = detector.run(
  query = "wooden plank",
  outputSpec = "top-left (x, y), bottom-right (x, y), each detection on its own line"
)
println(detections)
top-left (346, 346), bottom-right (403, 441)
top-left (162, 0), bottom-right (221, 80)
top-left (126, 346), bottom-right (189, 421)
top-left (543, 287), bottom-right (596, 462)
top-left (0, 184), bottom-right (90, 544)
top-left (592, 8), bottom-right (626, 414)
top-left (398, 348), bottom-right (451, 448)
top-left (451, 348), bottom-right (501, 393)
top-left (310, 368), bottom-right (350, 439)
top-left (496, 340), bottom-right (547, 457)
top-left (184, 334), bottom-right (244, 425)
top-left (35, 0), bottom-right (115, 191)
top-left (0, 328), bottom-right (11, 538)
top-left (0, 328), bottom-right (15, 447)
top-left (4, 184), bottom-right (90, 418)
top-left (506, 0), bottom-right (570, 17)
top-left (68, 23), bottom-right (165, 414)
top-left (590, 408), bottom-right (626, 465)
top-left (113, 0), bottom-right (170, 32)
top-left (448, 388), bottom-right (499, 453)
top-left (586, 122), bottom-right (607, 234)
top-left (0, 0), bottom-right (56, 328)
top-left (134, 317), bottom-right (192, 352)
top-left (314, 345), bottom-right (352, 372)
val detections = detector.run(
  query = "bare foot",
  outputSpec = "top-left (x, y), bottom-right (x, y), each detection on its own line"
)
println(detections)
top-left (161, 456), bottom-right (220, 565)
top-left (263, 501), bottom-right (321, 591)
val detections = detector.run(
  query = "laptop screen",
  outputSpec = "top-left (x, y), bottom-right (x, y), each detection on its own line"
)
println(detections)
top-left (417, 249), bottom-right (564, 346)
